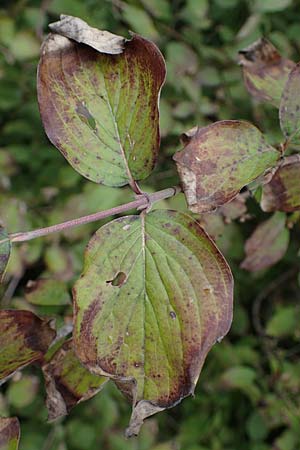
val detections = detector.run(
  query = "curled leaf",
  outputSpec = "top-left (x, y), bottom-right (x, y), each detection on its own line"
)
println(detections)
top-left (0, 310), bottom-right (55, 382)
top-left (173, 120), bottom-right (279, 213)
top-left (43, 339), bottom-right (107, 420)
top-left (240, 212), bottom-right (289, 272)
top-left (38, 23), bottom-right (166, 187)
top-left (0, 226), bottom-right (11, 282)
top-left (261, 156), bottom-right (300, 212)
top-left (238, 37), bottom-right (295, 107)
top-left (49, 15), bottom-right (125, 55)
top-left (0, 417), bottom-right (20, 450)
top-left (279, 62), bottom-right (300, 145)
top-left (73, 210), bottom-right (233, 435)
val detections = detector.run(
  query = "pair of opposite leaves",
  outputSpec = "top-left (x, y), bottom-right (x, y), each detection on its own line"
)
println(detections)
top-left (36, 14), bottom-right (236, 436)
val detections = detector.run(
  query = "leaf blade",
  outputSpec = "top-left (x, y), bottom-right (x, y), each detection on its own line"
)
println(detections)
top-left (173, 120), bottom-right (279, 213)
top-left (279, 61), bottom-right (300, 145)
top-left (0, 310), bottom-right (55, 382)
top-left (238, 37), bottom-right (295, 107)
top-left (73, 210), bottom-right (233, 434)
top-left (0, 417), bottom-right (20, 450)
top-left (37, 29), bottom-right (166, 187)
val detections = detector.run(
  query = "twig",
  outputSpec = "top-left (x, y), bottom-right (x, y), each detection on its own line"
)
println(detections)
top-left (4, 186), bottom-right (181, 244)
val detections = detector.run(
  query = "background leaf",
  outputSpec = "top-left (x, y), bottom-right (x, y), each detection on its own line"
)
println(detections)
top-left (37, 30), bottom-right (166, 188)
top-left (261, 156), bottom-right (300, 212)
top-left (0, 226), bottom-right (10, 282)
top-left (280, 62), bottom-right (300, 145)
top-left (0, 417), bottom-right (20, 450)
top-left (0, 310), bottom-right (55, 382)
top-left (73, 210), bottom-right (233, 435)
top-left (43, 339), bottom-right (108, 420)
top-left (240, 212), bottom-right (289, 272)
top-left (238, 38), bottom-right (295, 107)
top-left (173, 120), bottom-right (279, 212)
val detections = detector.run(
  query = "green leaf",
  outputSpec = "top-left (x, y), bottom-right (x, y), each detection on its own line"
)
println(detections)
top-left (0, 226), bottom-right (11, 282)
top-left (266, 306), bottom-right (299, 338)
top-left (25, 278), bottom-right (71, 306)
top-left (238, 38), bottom-right (294, 107)
top-left (73, 210), bottom-right (233, 435)
top-left (253, 0), bottom-right (292, 12)
top-left (42, 339), bottom-right (108, 420)
top-left (173, 120), bottom-right (279, 213)
top-left (37, 23), bottom-right (166, 188)
top-left (280, 62), bottom-right (300, 145)
top-left (261, 156), bottom-right (300, 212)
top-left (0, 310), bottom-right (55, 382)
top-left (7, 375), bottom-right (39, 409)
top-left (240, 212), bottom-right (289, 272)
top-left (0, 417), bottom-right (20, 450)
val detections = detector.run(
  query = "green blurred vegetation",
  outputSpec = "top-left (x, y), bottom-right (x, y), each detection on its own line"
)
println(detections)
top-left (0, 0), bottom-right (300, 449)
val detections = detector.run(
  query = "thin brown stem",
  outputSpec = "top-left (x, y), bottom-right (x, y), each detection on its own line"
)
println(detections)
top-left (7, 186), bottom-right (181, 244)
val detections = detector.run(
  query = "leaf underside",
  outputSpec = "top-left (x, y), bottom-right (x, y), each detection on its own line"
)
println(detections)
top-left (173, 120), bottom-right (279, 213)
top-left (0, 310), bottom-right (56, 382)
top-left (43, 339), bottom-right (108, 421)
top-left (261, 156), bottom-right (300, 212)
top-left (37, 31), bottom-right (166, 187)
top-left (240, 212), bottom-right (289, 272)
top-left (238, 37), bottom-right (295, 107)
top-left (0, 417), bottom-right (20, 450)
top-left (0, 226), bottom-right (11, 282)
top-left (73, 209), bottom-right (233, 435)
top-left (279, 62), bottom-right (300, 145)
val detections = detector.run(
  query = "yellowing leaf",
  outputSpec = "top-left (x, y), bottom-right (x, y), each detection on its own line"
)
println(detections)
top-left (0, 310), bottom-right (55, 382)
top-left (73, 210), bottom-right (233, 435)
top-left (280, 62), bottom-right (300, 145)
top-left (261, 156), bottom-right (300, 212)
top-left (240, 212), bottom-right (289, 272)
top-left (238, 38), bottom-right (295, 107)
top-left (37, 24), bottom-right (166, 188)
top-left (173, 121), bottom-right (279, 213)
top-left (0, 417), bottom-right (20, 450)
top-left (43, 339), bottom-right (108, 420)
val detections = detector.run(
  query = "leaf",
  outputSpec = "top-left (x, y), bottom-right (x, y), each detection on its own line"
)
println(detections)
top-left (73, 210), bottom-right (233, 435)
top-left (49, 15), bottom-right (125, 54)
top-left (0, 226), bottom-right (11, 282)
top-left (0, 417), bottom-right (20, 450)
top-left (238, 38), bottom-right (295, 107)
top-left (25, 278), bottom-right (71, 306)
top-left (173, 120), bottom-right (279, 213)
top-left (0, 310), bottom-right (55, 382)
top-left (240, 212), bottom-right (289, 272)
top-left (261, 156), bottom-right (300, 212)
top-left (42, 339), bottom-right (108, 420)
top-left (279, 62), bottom-right (300, 145)
top-left (37, 25), bottom-right (166, 188)
top-left (266, 306), bottom-right (299, 338)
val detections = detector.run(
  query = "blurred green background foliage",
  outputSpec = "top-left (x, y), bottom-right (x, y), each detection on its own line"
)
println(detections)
top-left (0, 0), bottom-right (300, 449)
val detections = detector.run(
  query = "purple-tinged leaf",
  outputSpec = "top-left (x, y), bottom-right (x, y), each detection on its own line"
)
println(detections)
top-left (0, 417), bottom-right (20, 450)
top-left (0, 310), bottom-right (55, 382)
top-left (173, 120), bottom-right (279, 213)
top-left (73, 210), bottom-right (233, 435)
top-left (0, 226), bottom-right (10, 282)
top-left (240, 212), bottom-right (289, 272)
top-left (43, 339), bottom-right (107, 420)
top-left (261, 156), bottom-right (300, 212)
top-left (238, 38), bottom-right (295, 107)
top-left (280, 62), bottom-right (300, 145)
top-left (37, 22), bottom-right (166, 188)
